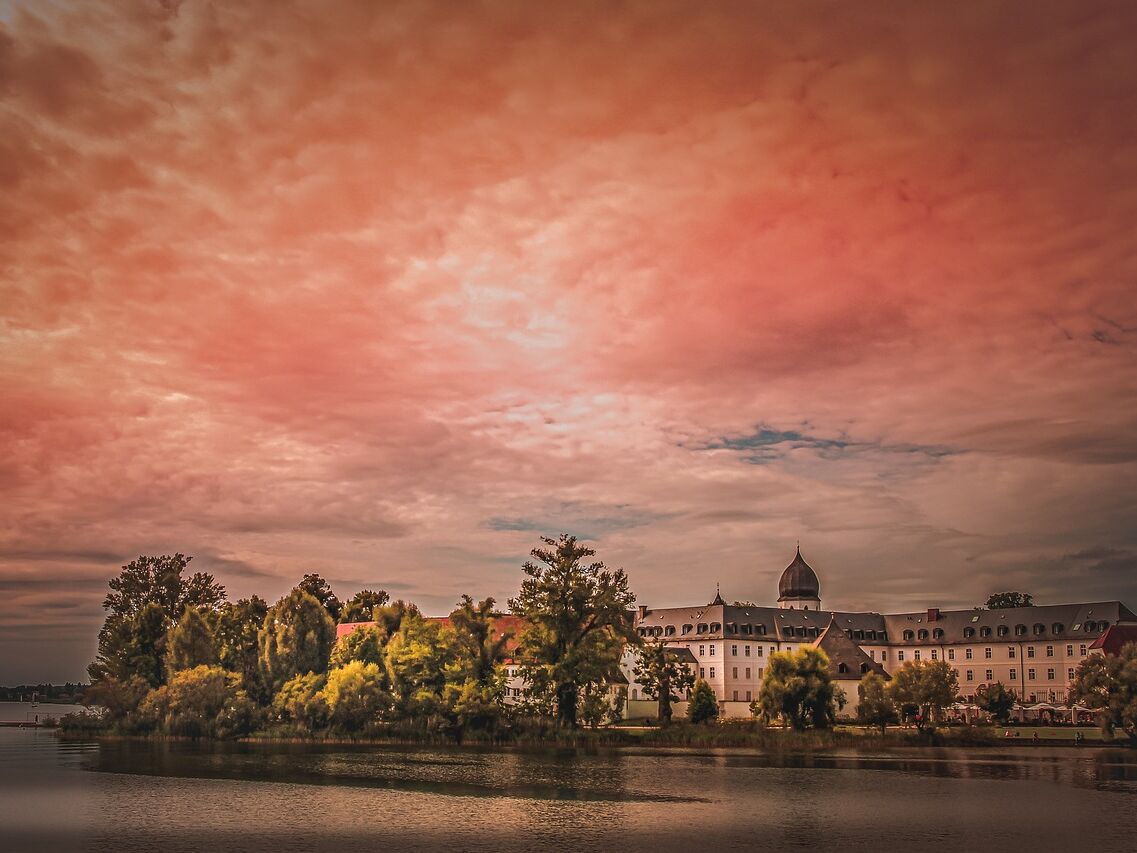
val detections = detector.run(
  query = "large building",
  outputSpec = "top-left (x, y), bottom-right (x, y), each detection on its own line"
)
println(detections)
top-left (626, 548), bottom-right (1137, 719)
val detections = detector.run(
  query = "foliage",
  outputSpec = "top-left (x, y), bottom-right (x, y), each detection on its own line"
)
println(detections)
top-left (90, 554), bottom-right (225, 689)
top-left (687, 679), bottom-right (719, 724)
top-left (372, 600), bottom-right (422, 640)
top-left (975, 681), bottom-right (1017, 724)
top-left (165, 606), bottom-right (218, 674)
top-left (754, 647), bottom-right (843, 730)
top-left (985, 591), bottom-right (1033, 609)
top-left (296, 573), bottom-right (342, 621)
top-left (258, 590), bottom-right (336, 692)
top-left (329, 625), bottom-right (387, 668)
top-left (272, 672), bottom-right (329, 730)
top-left (888, 660), bottom-right (959, 731)
top-left (83, 674), bottom-right (151, 723)
top-left (633, 641), bottom-right (695, 723)
top-left (322, 661), bottom-right (389, 730)
top-left (340, 588), bottom-right (391, 623)
top-left (442, 677), bottom-right (504, 733)
top-left (385, 611), bottom-right (458, 720)
top-left (139, 665), bottom-right (257, 739)
top-left (508, 535), bottom-right (637, 727)
top-left (857, 672), bottom-right (897, 733)
top-left (215, 596), bottom-right (269, 702)
top-left (448, 595), bottom-right (511, 685)
top-left (1070, 643), bottom-right (1137, 742)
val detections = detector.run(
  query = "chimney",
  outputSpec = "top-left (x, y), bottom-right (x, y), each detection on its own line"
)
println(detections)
top-left (637, 605), bottom-right (648, 622)
top-left (927, 607), bottom-right (940, 622)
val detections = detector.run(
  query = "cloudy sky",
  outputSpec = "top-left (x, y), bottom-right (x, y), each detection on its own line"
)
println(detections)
top-left (3, 1), bottom-right (1136, 683)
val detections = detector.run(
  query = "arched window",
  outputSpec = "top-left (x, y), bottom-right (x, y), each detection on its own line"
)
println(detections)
top-left (964, 627), bottom-right (976, 639)
top-left (682, 624), bottom-right (693, 635)
top-left (838, 663), bottom-right (848, 674)
top-left (741, 624), bottom-right (753, 635)
top-left (933, 628), bottom-right (944, 640)
top-left (652, 626), bottom-right (663, 637)
top-left (1033, 624), bottom-right (1045, 636)
top-left (860, 663), bottom-right (870, 674)
top-left (697, 623), bottom-right (708, 634)
top-left (1015, 624), bottom-right (1027, 636)
top-left (710, 622), bottom-right (722, 633)
top-left (980, 627), bottom-right (992, 638)
top-left (997, 626), bottom-right (1008, 637)
top-left (917, 629), bottom-right (929, 641)
top-left (1052, 623), bottom-right (1064, 634)
top-left (757, 625), bottom-right (767, 635)
top-left (903, 630), bottom-right (915, 641)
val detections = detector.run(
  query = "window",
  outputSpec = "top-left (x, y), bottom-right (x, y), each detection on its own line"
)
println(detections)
top-left (1080, 645), bottom-right (1087, 655)
top-left (1067, 668), bottom-right (1075, 680)
top-left (985, 647), bottom-right (992, 659)
top-left (745, 645), bottom-right (751, 657)
top-left (997, 626), bottom-right (1008, 637)
top-left (933, 628), bottom-right (944, 640)
top-left (914, 650), bottom-right (921, 661)
top-left (1047, 668), bottom-right (1055, 680)
top-left (697, 624), bottom-right (708, 634)
top-left (964, 627), bottom-right (976, 639)
top-left (880, 650), bottom-right (887, 661)
top-left (785, 646), bottom-right (793, 653)
top-left (903, 630), bottom-right (914, 641)
top-left (710, 623), bottom-right (721, 633)
top-left (986, 669), bottom-right (993, 681)
top-left (966, 670), bottom-right (974, 681)
top-left (709, 667), bottom-right (715, 678)
top-left (710, 645), bottom-right (716, 656)
top-left (732, 667), bottom-right (738, 679)
top-left (699, 668), bottom-right (705, 678)
top-left (1052, 623), bottom-right (1064, 635)
top-left (869, 650), bottom-right (874, 660)
top-left (930, 650), bottom-right (937, 660)
top-left (838, 663), bottom-right (848, 674)
top-left (1033, 624), bottom-right (1045, 636)
top-left (1046, 646), bottom-right (1054, 657)
top-left (682, 624), bottom-right (693, 635)
top-left (756, 646), bottom-right (763, 657)
top-left (746, 690), bottom-right (752, 702)
top-left (1027, 647), bottom-right (1035, 658)
top-left (980, 627), bottom-right (992, 638)
top-left (966, 648), bottom-right (973, 660)
top-left (733, 691), bottom-right (738, 701)
top-left (731, 645), bottom-right (738, 656)
top-left (918, 629), bottom-right (929, 640)
top-left (1066, 645), bottom-right (1074, 656)
top-left (1010, 668), bottom-right (1017, 681)
top-left (699, 645), bottom-right (705, 656)
top-left (1009, 647), bottom-right (1016, 658)
top-left (948, 649), bottom-right (955, 661)
top-left (665, 626), bottom-right (676, 636)
top-left (745, 667), bottom-right (751, 679)
top-left (1028, 668), bottom-right (1036, 680)
top-left (758, 668), bottom-right (764, 679)
top-left (898, 651), bottom-right (905, 661)
top-left (1015, 624), bottom-right (1027, 637)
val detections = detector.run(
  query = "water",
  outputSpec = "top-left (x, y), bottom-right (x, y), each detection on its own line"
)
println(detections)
top-left (0, 700), bottom-right (87, 723)
top-left (1, 728), bottom-right (1135, 852)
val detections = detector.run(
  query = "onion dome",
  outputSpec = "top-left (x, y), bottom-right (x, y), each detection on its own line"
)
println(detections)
top-left (778, 546), bottom-right (820, 601)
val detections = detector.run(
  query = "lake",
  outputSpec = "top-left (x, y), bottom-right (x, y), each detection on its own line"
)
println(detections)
top-left (1, 727), bottom-right (1135, 852)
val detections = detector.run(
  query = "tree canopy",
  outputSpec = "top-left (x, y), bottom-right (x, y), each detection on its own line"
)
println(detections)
top-left (888, 660), bottom-right (958, 730)
top-left (975, 681), bottom-right (1016, 724)
top-left (986, 591), bottom-right (1034, 609)
top-left (340, 588), bottom-right (391, 623)
top-left (296, 573), bottom-right (342, 622)
top-left (509, 535), bottom-right (636, 727)
top-left (165, 606), bottom-right (218, 674)
top-left (633, 641), bottom-right (695, 723)
top-left (687, 679), bottom-right (719, 724)
top-left (1070, 642), bottom-right (1137, 742)
top-left (754, 647), bottom-right (843, 729)
top-left (258, 589), bottom-right (336, 691)
top-left (857, 671), bottom-right (897, 733)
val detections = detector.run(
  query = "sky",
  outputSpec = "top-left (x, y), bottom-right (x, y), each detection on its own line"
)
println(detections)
top-left (2, 1), bottom-right (1136, 684)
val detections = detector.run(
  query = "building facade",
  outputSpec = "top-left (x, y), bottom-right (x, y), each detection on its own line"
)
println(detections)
top-left (627, 548), bottom-right (1137, 719)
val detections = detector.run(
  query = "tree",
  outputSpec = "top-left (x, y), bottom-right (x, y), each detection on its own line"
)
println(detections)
top-left (633, 641), bottom-right (695, 724)
top-left (888, 660), bottom-right (959, 731)
top-left (687, 679), bottom-right (719, 724)
top-left (165, 606), bottom-right (218, 674)
top-left (322, 661), bottom-right (388, 730)
top-left (139, 665), bottom-right (255, 739)
top-left (258, 590), bottom-right (336, 692)
top-left (372, 600), bottom-right (421, 640)
top-left (297, 573), bottom-right (342, 622)
top-left (90, 554), bottom-right (225, 687)
top-left (215, 596), bottom-right (269, 701)
top-left (448, 595), bottom-right (512, 685)
top-left (508, 535), bottom-right (637, 728)
top-left (986, 592), bottom-right (1033, 609)
top-left (976, 681), bottom-right (1017, 724)
top-left (273, 672), bottom-right (329, 731)
top-left (857, 672), bottom-right (897, 733)
top-left (329, 624), bottom-right (387, 668)
top-left (1070, 643), bottom-right (1137, 743)
top-left (340, 588), bottom-right (391, 623)
top-left (754, 647), bottom-right (843, 730)
top-left (385, 611), bottom-right (457, 721)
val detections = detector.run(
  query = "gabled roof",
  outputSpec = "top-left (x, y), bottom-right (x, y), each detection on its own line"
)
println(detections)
top-left (1089, 624), bottom-right (1137, 655)
top-left (812, 617), bottom-right (888, 680)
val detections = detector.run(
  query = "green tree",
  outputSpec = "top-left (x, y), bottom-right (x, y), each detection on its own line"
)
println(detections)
top-left (89, 554), bottom-right (225, 687)
top-left (1070, 643), bottom-right (1137, 743)
top-left (449, 595), bottom-right (512, 685)
top-left (372, 600), bottom-right (421, 640)
top-left (888, 660), bottom-right (959, 731)
top-left (857, 672), bottom-right (897, 733)
top-left (273, 672), bottom-right (329, 730)
top-left (687, 679), bottom-right (719, 724)
top-left (986, 592), bottom-right (1033, 609)
top-left (633, 641), bottom-right (695, 724)
top-left (215, 596), bottom-right (269, 701)
top-left (139, 665), bottom-right (255, 739)
top-left (258, 590), bottom-right (336, 692)
top-left (297, 573), bottom-right (342, 621)
top-left (323, 661), bottom-right (389, 730)
top-left (755, 647), bottom-right (843, 730)
top-left (975, 681), bottom-right (1017, 724)
top-left (83, 674), bottom-right (151, 725)
top-left (165, 606), bottom-right (218, 674)
top-left (385, 611), bottom-right (457, 721)
top-left (508, 535), bottom-right (637, 728)
top-left (340, 588), bottom-right (391, 623)
top-left (329, 624), bottom-right (387, 668)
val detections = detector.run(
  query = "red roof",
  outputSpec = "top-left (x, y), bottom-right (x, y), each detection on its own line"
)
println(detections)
top-left (1088, 624), bottom-right (1137, 655)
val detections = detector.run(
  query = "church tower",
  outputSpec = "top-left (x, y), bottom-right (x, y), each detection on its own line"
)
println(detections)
top-left (777, 546), bottom-right (821, 610)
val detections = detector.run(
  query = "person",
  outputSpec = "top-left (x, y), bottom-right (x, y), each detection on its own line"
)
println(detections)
top-left (1033, 731), bottom-right (1040, 743)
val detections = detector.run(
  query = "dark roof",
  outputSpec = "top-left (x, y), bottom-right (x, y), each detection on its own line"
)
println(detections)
top-left (778, 547), bottom-right (820, 601)
top-left (1089, 624), bottom-right (1137, 655)
top-left (635, 603), bottom-right (888, 641)
top-left (883, 601), bottom-right (1136, 645)
top-left (813, 618), bottom-right (888, 680)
